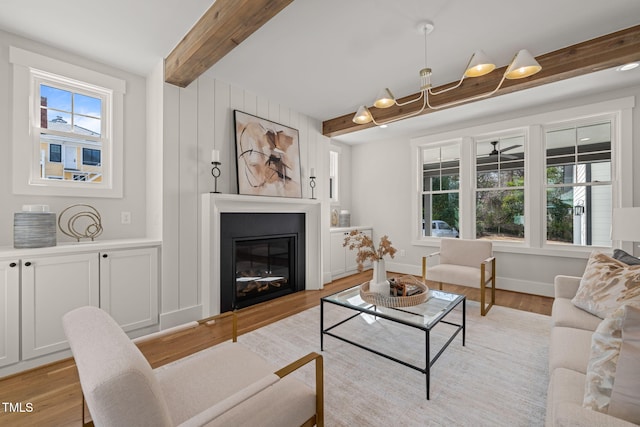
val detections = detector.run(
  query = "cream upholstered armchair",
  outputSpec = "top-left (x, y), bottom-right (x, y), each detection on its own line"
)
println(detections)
top-left (63, 306), bottom-right (323, 427)
top-left (422, 238), bottom-right (496, 316)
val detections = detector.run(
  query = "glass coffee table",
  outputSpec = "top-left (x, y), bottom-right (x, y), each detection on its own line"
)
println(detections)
top-left (321, 285), bottom-right (465, 399)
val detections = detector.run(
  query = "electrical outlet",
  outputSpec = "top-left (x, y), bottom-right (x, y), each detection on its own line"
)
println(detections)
top-left (399, 249), bottom-right (406, 257)
top-left (121, 211), bottom-right (131, 224)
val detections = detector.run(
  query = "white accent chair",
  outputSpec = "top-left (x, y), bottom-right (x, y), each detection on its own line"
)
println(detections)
top-left (422, 238), bottom-right (496, 316)
top-left (63, 306), bottom-right (323, 426)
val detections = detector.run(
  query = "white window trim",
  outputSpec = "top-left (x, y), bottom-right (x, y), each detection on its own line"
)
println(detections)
top-left (410, 96), bottom-right (635, 257)
top-left (10, 46), bottom-right (125, 198)
top-left (328, 145), bottom-right (341, 205)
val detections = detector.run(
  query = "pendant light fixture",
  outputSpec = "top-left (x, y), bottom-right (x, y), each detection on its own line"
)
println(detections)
top-left (353, 21), bottom-right (542, 126)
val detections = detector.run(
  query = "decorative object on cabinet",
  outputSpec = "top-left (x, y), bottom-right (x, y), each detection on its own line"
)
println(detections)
top-left (339, 210), bottom-right (350, 227)
top-left (331, 209), bottom-right (339, 227)
top-left (14, 205), bottom-right (57, 248)
top-left (343, 230), bottom-right (397, 294)
top-left (233, 110), bottom-right (302, 198)
top-left (58, 204), bottom-right (103, 242)
top-left (210, 149), bottom-right (221, 194)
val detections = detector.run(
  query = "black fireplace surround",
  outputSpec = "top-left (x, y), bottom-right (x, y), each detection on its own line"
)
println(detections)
top-left (220, 212), bottom-right (305, 311)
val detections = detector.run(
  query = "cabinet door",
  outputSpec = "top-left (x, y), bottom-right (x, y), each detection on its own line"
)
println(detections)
top-left (22, 253), bottom-right (99, 360)
top-left (100, 247), bottom-right (158, 332)
top-left (330, 232), bottom-right (347, 276)
top-left (0, 259), bottom-right (19, 367)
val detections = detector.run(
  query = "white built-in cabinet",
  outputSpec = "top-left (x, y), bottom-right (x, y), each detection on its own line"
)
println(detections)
top-left (0, 258), bottom-right (20, 368)
top-left (21, 252), bottom-right (100, 360)
top-left (0, 239), bottom-right (160, 376)
top-left (99, 247), bottom-right (158, 333)
top-left (330, 227), bottom-right (372, 279)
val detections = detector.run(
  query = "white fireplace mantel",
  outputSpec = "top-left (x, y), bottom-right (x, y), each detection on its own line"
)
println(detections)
top-left (201, 193), bottom-right (323, 317)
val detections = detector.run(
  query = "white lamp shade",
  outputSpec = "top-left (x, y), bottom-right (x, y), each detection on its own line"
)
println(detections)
top-left (373, 88), bottom-right (396, 108)
top-left (464, 50), bottom-right (496, 77)
top-left (611, 207), bottom-right (640, 242)
top-left (352, 105), bottom-right (373, 124)
top-left (505, 49), bottom-right (542, 79)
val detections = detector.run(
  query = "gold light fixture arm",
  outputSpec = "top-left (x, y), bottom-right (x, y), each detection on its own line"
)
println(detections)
top-left (369, 94), bottom-right (428, 127)
top-left (425, 73), bottom-right (508, 110)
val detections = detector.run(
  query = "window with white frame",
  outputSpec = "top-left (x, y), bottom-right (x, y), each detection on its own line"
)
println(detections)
top-left (36, 76), bottom-right (106, 182)
top-left (545, 120), bottom-right (612, 247)
top-left (10, 46), bottom-right (125, 198)
top-left (421, 143), bottom-right (460, 238)
top-left (476, 135), bottom-right (526, 241)
top-left (329, 150), bottom-right (339, 202)
top-left (411, 98), bottom-right (631, 251)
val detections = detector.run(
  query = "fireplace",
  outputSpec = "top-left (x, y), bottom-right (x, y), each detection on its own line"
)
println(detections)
top-left (201, 193), bottom-right (322, 317)
top-left (220, 212), bottom-right (305, 311)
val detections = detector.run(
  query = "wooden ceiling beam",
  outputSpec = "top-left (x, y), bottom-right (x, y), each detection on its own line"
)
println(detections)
top-left (165, 0), bottom-right (294, 88)
top-left (322, 24), bottom-right (640, 138)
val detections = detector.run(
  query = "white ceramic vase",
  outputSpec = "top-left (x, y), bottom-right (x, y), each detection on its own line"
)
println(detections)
top-left (369, 258), bottom-right (390, 295)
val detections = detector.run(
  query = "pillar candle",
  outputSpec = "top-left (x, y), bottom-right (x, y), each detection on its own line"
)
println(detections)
top-left (211, 149), bottom-right (220, 163)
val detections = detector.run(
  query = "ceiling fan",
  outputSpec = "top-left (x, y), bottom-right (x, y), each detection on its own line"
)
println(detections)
top-left (488, 141), bottom-right (521, 160)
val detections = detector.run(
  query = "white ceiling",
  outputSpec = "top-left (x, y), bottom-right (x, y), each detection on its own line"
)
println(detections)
top-left (2, 0), bottom-right (640, 144)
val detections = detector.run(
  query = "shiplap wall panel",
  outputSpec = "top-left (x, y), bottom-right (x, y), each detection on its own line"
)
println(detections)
top-left (162, 83), bottom-right (181, 313)
top-left (213, 79), bottom-right (232, 193)
top-left (162, 74), bottom-right (329, 317)
top-left (178, 81), bottom-right (199, 308)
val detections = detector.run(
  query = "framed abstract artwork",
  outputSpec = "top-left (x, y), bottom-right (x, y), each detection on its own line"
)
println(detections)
top-left (233, 110), bottom-right (302, 198)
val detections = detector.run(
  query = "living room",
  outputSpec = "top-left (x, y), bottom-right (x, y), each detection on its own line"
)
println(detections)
top-left (1, 0), bottom-right (640, 426)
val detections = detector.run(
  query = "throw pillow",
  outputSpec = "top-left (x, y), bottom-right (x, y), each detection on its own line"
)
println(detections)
top-left (572, 251), bottom-right (640, 318)
top-left (613, 249), bottom-right (640, 266)
top-left (608, 304), bottom-right (640, 424)
top-left (584, 303), bottom-right (640, 423)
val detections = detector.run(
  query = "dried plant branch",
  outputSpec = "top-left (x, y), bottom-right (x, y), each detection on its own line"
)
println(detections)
top-left (343, 230), bottom-right (397, 272)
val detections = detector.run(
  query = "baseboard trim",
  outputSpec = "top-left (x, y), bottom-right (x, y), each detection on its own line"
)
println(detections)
top-left (160, 304), bottom-right (203, 329)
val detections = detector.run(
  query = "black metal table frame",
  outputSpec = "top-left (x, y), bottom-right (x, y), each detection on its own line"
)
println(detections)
top-left (320, 290), bottom-right (465, 400)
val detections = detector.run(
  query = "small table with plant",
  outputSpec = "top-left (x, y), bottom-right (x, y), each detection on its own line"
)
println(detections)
top-left (321, 230), bottom-right (466, 399)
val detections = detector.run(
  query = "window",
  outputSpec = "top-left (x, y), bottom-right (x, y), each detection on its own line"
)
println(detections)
top-left (49, 144), bottom-right (61, 163)
top-left (476, 136), bottom-right (525, 241)
top-left (421, 143), bottom-right (460, 238)
top-left (545, 121), bottom-right (612, 247)
top-left (10, 46), bottom-right (125, 198)
top-left (329, 150), bottom-right (339, 202)
top-left (411, 97), bottom-right (632, 252)
top-left (82, 148), bottom-right (101, 166)
top-left (36, 77), bottom-right (104, 181)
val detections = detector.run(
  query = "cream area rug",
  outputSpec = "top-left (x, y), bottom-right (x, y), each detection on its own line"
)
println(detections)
top-left (236, 301), bottom-right (551, 427)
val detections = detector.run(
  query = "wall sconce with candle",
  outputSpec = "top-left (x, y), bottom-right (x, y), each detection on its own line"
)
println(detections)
top-left (211, 149), bottom-right (221, 194)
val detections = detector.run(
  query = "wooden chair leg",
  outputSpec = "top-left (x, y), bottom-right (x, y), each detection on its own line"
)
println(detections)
top-left (480, 260), bottom-right (496, 316)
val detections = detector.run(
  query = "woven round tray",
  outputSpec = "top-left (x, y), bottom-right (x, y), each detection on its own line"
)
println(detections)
top-left (360, 275), bottom-right (429, 307)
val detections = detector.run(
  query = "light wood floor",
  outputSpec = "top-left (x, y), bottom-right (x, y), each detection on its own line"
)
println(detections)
top-left (0, 271), bottom-right (553, 426)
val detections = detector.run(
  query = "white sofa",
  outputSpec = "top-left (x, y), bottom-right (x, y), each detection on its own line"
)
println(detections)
top-left (546, 275), bottom-right (637, 426)
top-left (63, 306), bottom-right (323, 427)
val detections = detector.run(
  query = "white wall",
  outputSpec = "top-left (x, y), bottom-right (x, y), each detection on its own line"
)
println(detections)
top-left (349, 87), bottom-right (640, 297)
top-left (159, 74), bottom-right (330, 326)
top-left (0, 30), bottom-right (148, 246)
